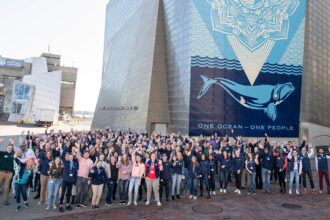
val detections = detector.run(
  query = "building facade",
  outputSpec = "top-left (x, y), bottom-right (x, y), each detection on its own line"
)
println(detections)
top-left (41, 53), bottom-right (77, 115)
top-left (0, 57), bottom-right (31, 115)
top-left (0, 53), bottom-right (77, 119)
top-left (93, 0), bottom-right (330, 145)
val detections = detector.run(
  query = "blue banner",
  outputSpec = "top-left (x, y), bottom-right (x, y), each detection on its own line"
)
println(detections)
top-left (0, 57), bottom-right (24, 69)
top-left (189, 0), bottom-right (306, 137)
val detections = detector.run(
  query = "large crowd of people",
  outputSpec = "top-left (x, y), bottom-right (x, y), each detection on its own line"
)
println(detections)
top-left (0, 128), bottom-right (329, 213)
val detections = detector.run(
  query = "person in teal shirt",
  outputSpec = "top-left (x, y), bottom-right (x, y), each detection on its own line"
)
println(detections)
top-left (13, 152), bottom-right (36, 212)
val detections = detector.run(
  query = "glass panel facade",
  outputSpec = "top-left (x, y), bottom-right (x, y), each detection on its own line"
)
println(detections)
top-left (163, 0), bottom-right (192, 134)
top-left (300, 0), bottom-right (330, 127)
top-left (92, 0), bottom-right (161, 130)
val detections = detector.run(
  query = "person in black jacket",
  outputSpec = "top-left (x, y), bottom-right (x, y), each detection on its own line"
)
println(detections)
top-left (259, 146), bottom-right (273, 194)
top-left (188, 156), bottom-right (201, 200)
top-left (89, 161), bottom-right (109, 209)
top-left (159, 154), bottom-right (171, 201)
top-left (59, 146), bottom-right (78, 213)
top-left (208, 154), bottom-right (217, 195)
top-left (199, 154), bottom-right (211, 199)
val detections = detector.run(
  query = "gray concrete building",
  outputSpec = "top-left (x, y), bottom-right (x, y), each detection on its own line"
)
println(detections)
top-left (41, 53), bottom-right (78, 115)
top-left (93, 0), bottom-right (330, 145)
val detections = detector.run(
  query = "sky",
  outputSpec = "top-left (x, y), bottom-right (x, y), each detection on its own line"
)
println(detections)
top-left (0, 0), bottom-right (109, 112)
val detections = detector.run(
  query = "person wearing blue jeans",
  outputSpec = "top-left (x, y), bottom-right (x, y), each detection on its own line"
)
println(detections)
top-left (183, 167), bottom-right (190, 194)
top-left (128, 177), bottom-right (140, 205)
top-left (106, 179), bottom-right (116, 205)
top-left (127, 150), bottom-right (145, 206)
top-left (171, 153), bottom-right (184, 200)
top-left (47, 157), bottom-right (63, 209)
top-left (47, 178), bottom-right (62, 209)
top-left (218, 151), bottom-right (231, 193)
top-left (288, 149), bottom-right (302, 194)
top-left (188, 156), bottom-right (201, 200)
top-left (13, 155), bottom-right (35, 211)
top-left (119, 180), bottom-right (129, 202)
top-left (246, 152), bottom-right (258, 195)
top-left (262, 168), bottom-right (271, 192)
top-left (260, 146), bottom-right (272, 193)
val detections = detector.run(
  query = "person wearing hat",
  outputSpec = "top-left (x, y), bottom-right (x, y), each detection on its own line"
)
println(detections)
top-left (13, 152), bottom-right (37, 211)
top-left (0, 140), bottom-right (14, 206)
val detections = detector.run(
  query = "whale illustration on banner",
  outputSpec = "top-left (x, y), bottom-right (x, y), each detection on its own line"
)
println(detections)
top-left (197, 75), bottom-right (295, 121)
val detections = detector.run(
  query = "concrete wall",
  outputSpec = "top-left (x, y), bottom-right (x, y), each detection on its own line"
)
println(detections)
top-left (146, 0), bottom-right (170, 133)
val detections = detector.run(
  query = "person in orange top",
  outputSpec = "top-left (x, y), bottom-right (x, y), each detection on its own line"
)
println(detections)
top-left (273, 149), bottom-right (288, 193)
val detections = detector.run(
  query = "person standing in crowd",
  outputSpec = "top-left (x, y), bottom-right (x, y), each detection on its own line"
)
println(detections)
top-left (127, 149), bottom-right (145, 206)
top-left (274, 148), bottom-right (288, 193)
top-left (116, 153), bottom-right (132, 204)
top-left (159, 153), bottom-right (171, 202)
top-left (232, 149), bottom-right (244, 195)
top-left (260, 146), bottom-right (273, 194)
top-left (105, 156), bottom-right (118, 206)
top-left (208, 154), bottom-right (217, 195)
top-left (13, 152), bottom-right (36, 211)
top-left (59, 149), bottom-right (78, 213)
top-left (145, 152), bottom-right (163, 206)
top-left (219, 151), bottom-right (231, 193)
top-left (39, 143), bottom-right (53, 205)
top-left (182, 144), bottom-right (191, 196)
top-left (33, 147), bottom-right (41, 197)
top-left (75, 144), bottom-right (93, 208)
top-left (199, 154), bottom-right (211, 199)
top-left (300, 143), bottom-right (316, 194)
top-left (89, 160), bottom-right (109, 209)
top-left (188, 156), bottom-right (201, 200)
top-left (241, 147), bottom-right (250, 189)
top-left (0, 141), bottom-right (14, 206)
top-left (171, 152), bottom-right (184, 200)
top-left (246, 152), bottom-right (258, 195)
top-left (254, 147), bottom-right (262, 189)
top-left (315, 148), bottom-right (330, 193)
top-left (47, 156), bottom-right (63, 210)
top-left (287, 149), bottom-right (303, 194)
